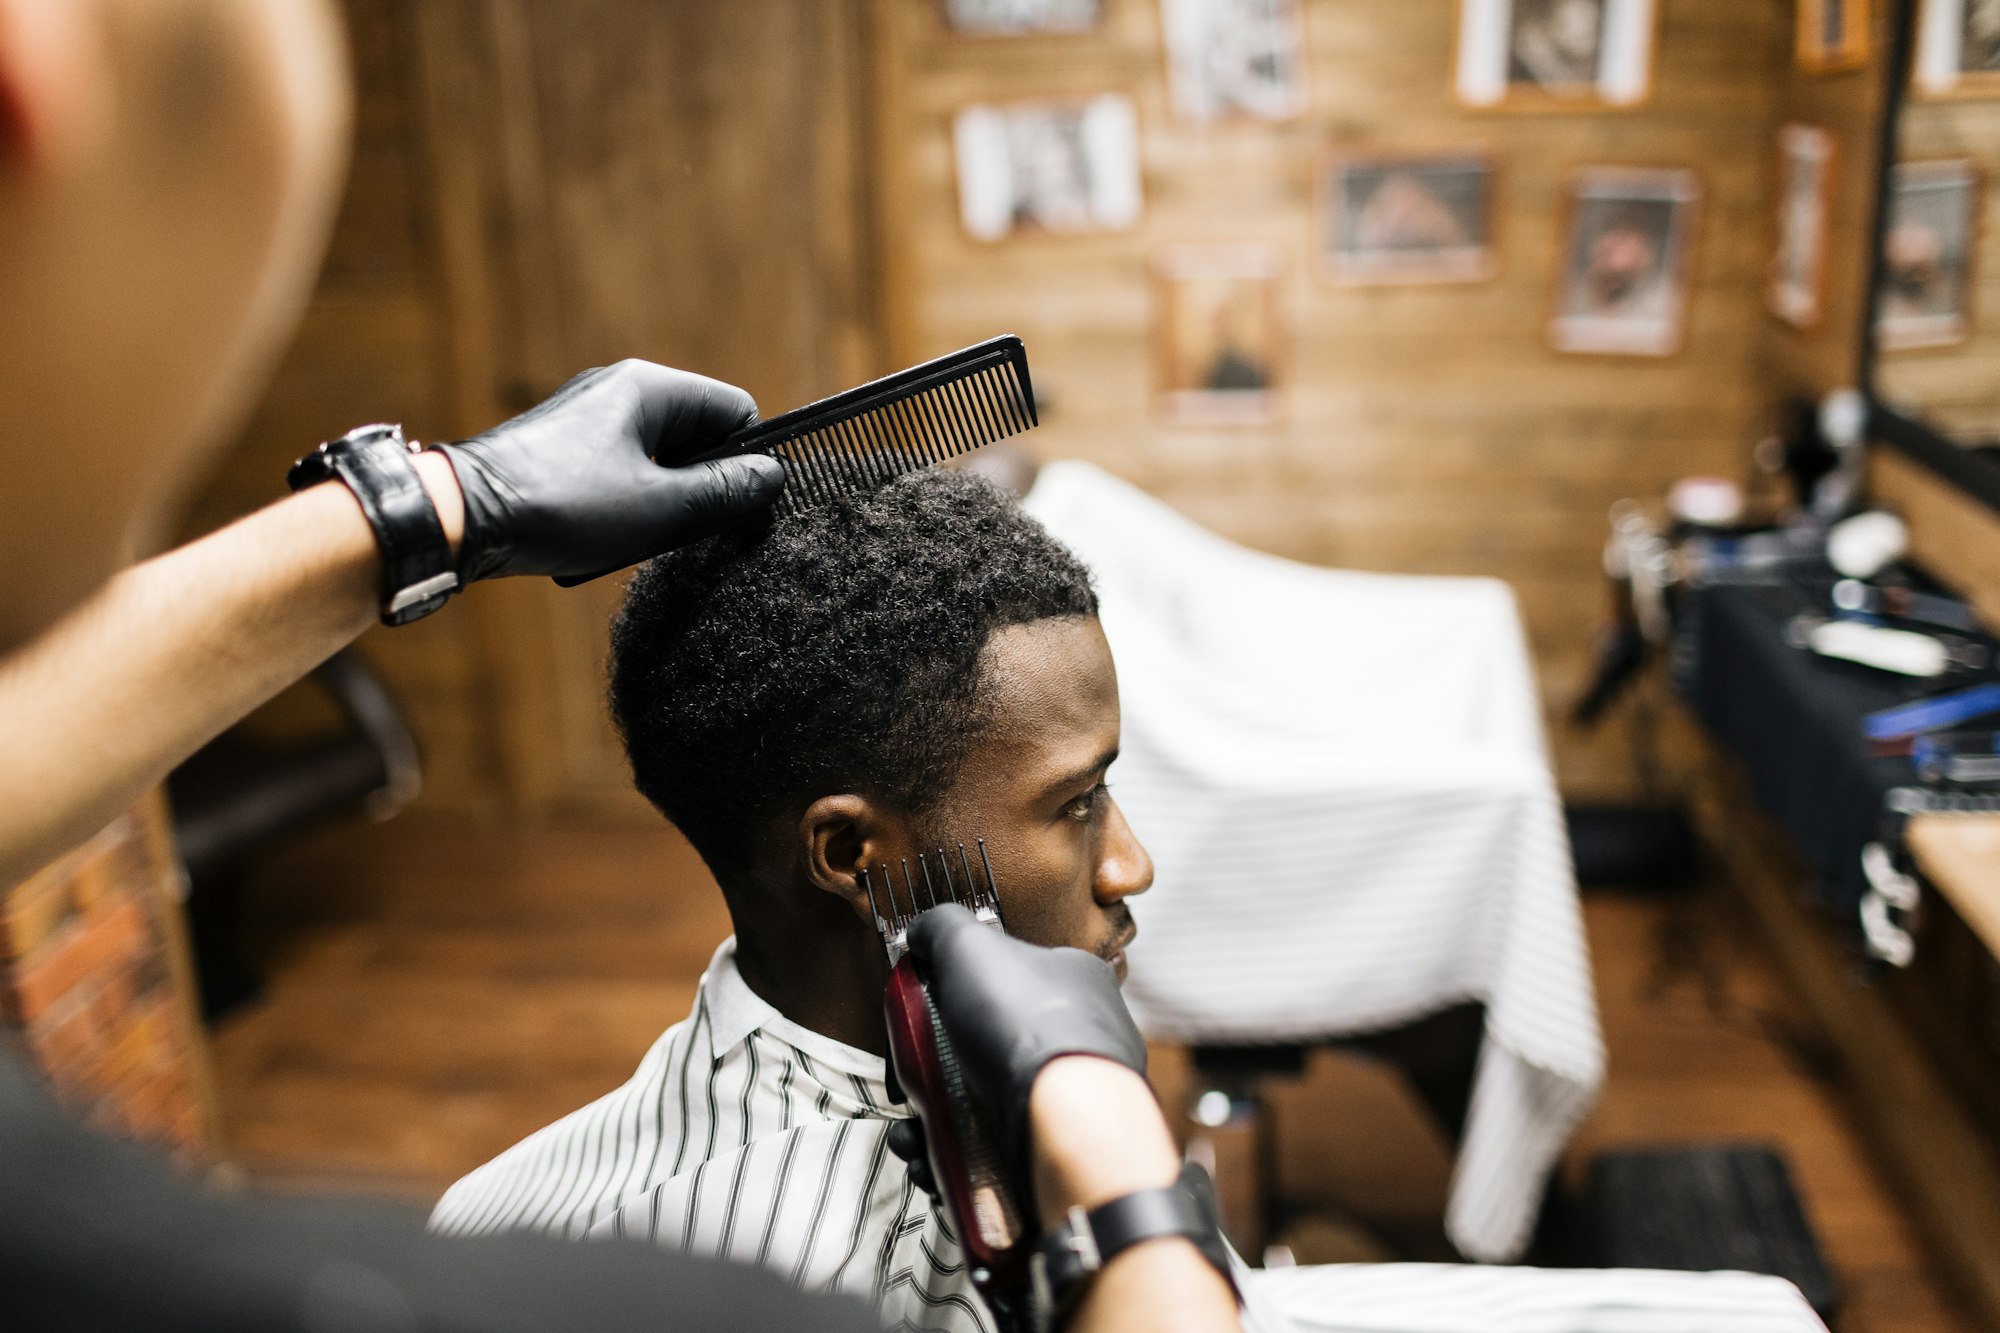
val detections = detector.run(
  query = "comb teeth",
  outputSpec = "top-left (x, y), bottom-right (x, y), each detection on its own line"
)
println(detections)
top-left (700, 336), bottom-right (1036, 517)
top-left (865, 839), bottom-right (1005, 964)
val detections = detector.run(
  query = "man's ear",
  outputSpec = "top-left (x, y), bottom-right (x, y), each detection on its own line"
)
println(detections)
top-left (0, 0), bottom-right (101, 172)
top-left (799, 794), bottom-right (908, 926)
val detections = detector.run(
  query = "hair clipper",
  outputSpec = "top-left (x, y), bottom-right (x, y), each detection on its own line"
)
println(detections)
top-left (866, 843), bottom-right (1037, 1326)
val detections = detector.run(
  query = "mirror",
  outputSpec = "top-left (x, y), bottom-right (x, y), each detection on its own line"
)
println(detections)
top-left (1870, 0), bottom-right (2000, 469)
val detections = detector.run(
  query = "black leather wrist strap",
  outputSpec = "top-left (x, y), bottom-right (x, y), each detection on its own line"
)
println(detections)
top-left (1029, 1161), bottom-right (1237, 1332)
top-left (288, 424), bottom-right (459, 627)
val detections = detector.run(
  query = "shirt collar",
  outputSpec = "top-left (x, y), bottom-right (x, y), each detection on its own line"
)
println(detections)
top-left (700, 936), bottom-right (777, 1057)
top-left (699, 937), bottom-right (892, 1084)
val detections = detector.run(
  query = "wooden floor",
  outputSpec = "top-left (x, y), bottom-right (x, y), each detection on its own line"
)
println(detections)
top-left (210, 816), bottom-right (1976, 1332)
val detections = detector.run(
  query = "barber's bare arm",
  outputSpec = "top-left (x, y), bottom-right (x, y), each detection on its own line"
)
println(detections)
top-left (1032, 1058), bottom-right (1242, 1333)
top-left (0, 459), bottom-right (435, 888)
top-left (0, 361), bottom-right (782, 889)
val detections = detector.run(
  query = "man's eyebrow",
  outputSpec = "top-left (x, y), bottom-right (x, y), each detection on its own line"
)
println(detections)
top-left (1039, 746), bottom-right (1120, 799)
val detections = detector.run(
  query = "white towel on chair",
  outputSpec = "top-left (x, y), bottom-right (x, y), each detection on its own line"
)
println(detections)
top-left (1253, 1263), bottom-right (1828, 1332)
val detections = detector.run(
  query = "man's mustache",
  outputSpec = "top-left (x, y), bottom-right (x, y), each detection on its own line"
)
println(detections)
top-left (1096, 905), bottom-right (1138, 962)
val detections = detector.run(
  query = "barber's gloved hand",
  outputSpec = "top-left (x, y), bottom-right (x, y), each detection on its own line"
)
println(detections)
top-left (433, 360), bottom-right (786, 584)
top-left (904, 904), bottom-right (1148, 1186)
top-left (885, 1118), bottom-right (938, 1205)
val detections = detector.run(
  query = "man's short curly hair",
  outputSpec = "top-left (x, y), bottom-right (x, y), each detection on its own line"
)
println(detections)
top-left (608, 469), bottom-right (1098, 890)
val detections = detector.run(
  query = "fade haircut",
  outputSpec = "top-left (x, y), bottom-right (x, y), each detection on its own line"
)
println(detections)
top-left (609, 469), bottom-right (1098, 891)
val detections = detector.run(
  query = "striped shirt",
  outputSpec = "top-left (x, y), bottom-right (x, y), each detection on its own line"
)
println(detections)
top-left (431, 938), bottom-right (997, 1332)
top-left (430, 938), bottom-right (1825, 1333)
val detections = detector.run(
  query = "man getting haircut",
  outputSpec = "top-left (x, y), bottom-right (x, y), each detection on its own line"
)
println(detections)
top-left (432, 470), bottom-right (1156, 1333)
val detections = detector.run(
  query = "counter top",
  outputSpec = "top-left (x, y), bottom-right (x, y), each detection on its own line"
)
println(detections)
top-left (1905, 813), bottom-right (2000, 961)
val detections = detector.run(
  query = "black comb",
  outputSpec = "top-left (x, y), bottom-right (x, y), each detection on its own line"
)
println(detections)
top-left (699, 334), bottom-right (1036, 516)
top-left (553, 337), bottom-right (1036, 586)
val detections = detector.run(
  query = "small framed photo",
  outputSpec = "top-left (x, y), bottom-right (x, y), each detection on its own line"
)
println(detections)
top-left (1878, 159), bottom-right (1982, 350)
top-left (1160, 0), bottom-right (1308, 124)
top-left (1152, 245), bottom-right (1284, 424)
top-left (1317, 151), bottom-right (1500, 285)
top-left (1455, 0), bottom-right (1658, 109)
top-left (939, 0), bottom-right (1101, 35)
top-left (1770, 125), bottom-right (1837, 328)
top-left (1914, 0), bottom-right (2000, 96)
top-left (1548, 167), bottom-right (1701, 357)
top-left (953, 96), bottom-right (1143, 242)
top-left (1797, 0), bottom-right (1870, 74)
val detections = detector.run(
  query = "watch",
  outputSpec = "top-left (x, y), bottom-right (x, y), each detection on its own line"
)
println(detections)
top-left (288, 423), bottom-right (460, 626)
top-left (1029, 1161), bottom-right (1238, 1331)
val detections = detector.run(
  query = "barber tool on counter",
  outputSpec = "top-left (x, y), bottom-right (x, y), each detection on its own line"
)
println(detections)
top-left (1589, 480), bottom-right (1987, 691)
top-left (1777, 511), bottom-right (1997, 678)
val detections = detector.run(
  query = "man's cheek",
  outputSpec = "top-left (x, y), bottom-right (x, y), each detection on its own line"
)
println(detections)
top-left (1001, 888), bottom-right (1076, 951)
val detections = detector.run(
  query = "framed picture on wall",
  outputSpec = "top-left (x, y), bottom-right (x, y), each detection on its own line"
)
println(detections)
top-left (1770, 125), bottom-right (1837, 328)
top-left (1454, 0), bottom-right (1658, 110)
top-left (1797, 0), bottom-right (1870, 74)
top-left (953, 95), bottom-right (1143, 242)
top-left (1878, 159), bottom-right (1982, 349)
top-left (1152, 245), bottom-right (1284, 424)
top-left (1160, 0), bottom-right (1308, 124)
top-left (1317, 151), bottom-right (1500, 285)
top-left (1914, 0), bottom-right (2000, 96)
top-left (940, 0), bottom-right (1101, 35)
top-left (1548, 166), bottom-right (1700, 357)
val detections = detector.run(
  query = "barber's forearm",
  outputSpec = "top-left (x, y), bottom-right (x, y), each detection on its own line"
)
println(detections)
top-left (1030, 1058), bottom-right (1242, 1333)
top-left (0, 457), bottom-right (462, 888)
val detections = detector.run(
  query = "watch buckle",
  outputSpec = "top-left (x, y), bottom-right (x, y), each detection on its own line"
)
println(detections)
top-left (1061, 1204), bottom-right (1102, 1272)
top-left (386, 571), bottom-right (461, 615)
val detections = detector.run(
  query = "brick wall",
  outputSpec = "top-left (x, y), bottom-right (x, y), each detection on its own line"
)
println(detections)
top-left (1, 794), bottom-right (215, 1154)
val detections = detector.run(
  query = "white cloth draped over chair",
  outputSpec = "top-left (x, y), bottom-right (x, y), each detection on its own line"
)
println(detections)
top-left (1025, 461), bottom-right (1606, 1264)
top-left (1255, 1263), bottom-right (1827, 1332)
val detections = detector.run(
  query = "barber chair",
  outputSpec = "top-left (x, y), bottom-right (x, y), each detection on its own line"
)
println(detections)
top-left (167, 649), bottom-right (420, 1019)
top-left (1184, 1004), bottom-right (1487, 1263)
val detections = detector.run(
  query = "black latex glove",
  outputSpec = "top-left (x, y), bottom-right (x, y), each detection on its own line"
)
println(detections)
top-left (885, 1118), bottom-right (939, 1206)
top-left (904, 904), bottom-right (1148, 1189)
top-left (433, 360), bottom-right (786, 584)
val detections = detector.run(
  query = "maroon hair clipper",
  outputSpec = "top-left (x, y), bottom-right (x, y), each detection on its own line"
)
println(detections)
top-left (864, 843), bottom-right (1036, 1327)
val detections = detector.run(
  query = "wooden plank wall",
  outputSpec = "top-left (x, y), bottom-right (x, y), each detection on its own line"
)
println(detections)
top-left (174, 0), bottom-right (879, 818)
top-left (406, 0), bottom-right (879, 816)
top-left (174, 0), bottom-right (1905, 815)
top-left (173, 0), bottom-right (507, 815)
top-left (876, 0), bottom-right (1793, 800)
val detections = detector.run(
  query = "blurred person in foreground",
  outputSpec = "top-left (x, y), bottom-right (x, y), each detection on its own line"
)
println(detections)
top-left (0, 2), bottom-right (1235, 1329)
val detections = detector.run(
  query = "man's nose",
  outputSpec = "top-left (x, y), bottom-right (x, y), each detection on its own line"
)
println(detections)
top-left (1093, 796), bottom-right (1154, 904)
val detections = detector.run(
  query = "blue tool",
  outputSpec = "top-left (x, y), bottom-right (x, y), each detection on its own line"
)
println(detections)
top-left (1862, 681), bottom-right (2000, 742)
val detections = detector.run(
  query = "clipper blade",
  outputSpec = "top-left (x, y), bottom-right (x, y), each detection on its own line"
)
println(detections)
top-left (864, 838), bottom-right (1005, 964)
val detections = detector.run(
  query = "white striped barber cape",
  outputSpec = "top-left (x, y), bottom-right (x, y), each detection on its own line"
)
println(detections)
top-left (430, 937), bottom-right (994, 1332)
top-left (431, 940), bottom-right (1825, 1333)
